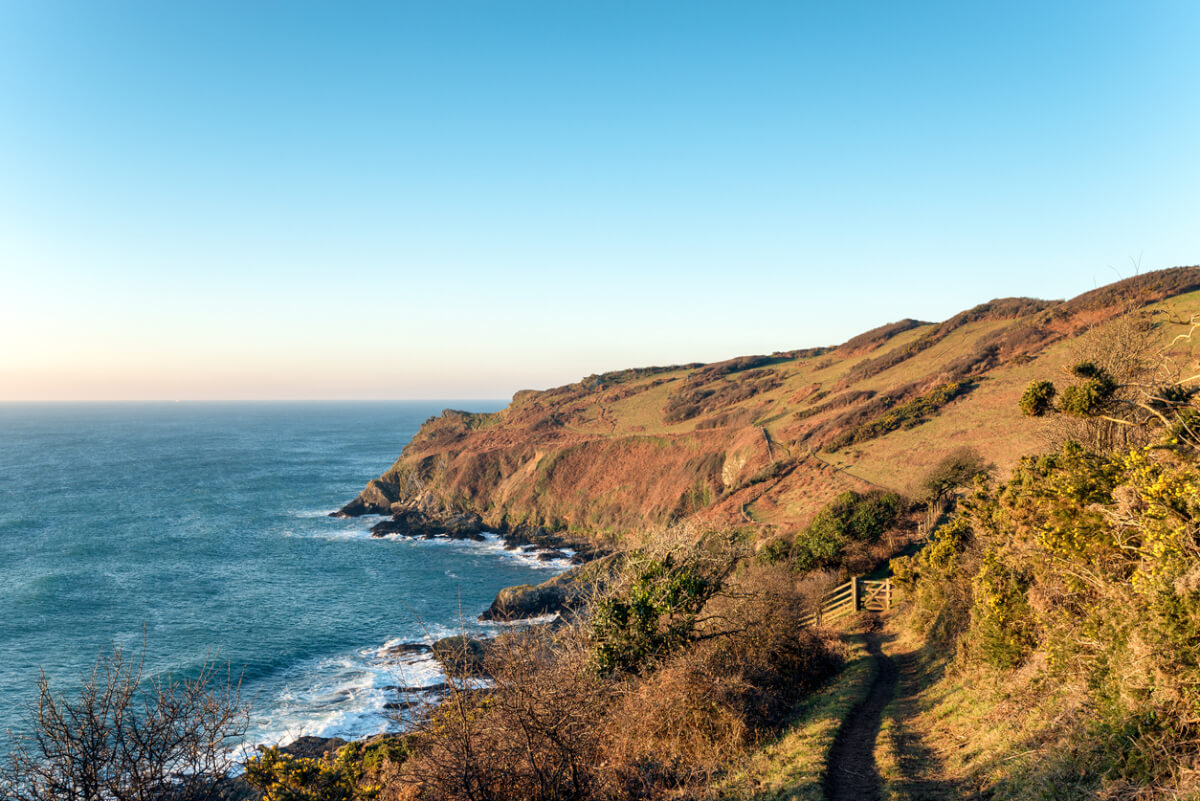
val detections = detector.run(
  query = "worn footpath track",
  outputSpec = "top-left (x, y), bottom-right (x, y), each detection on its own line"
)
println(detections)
top-left (823, 624), bottom-right (897, 801)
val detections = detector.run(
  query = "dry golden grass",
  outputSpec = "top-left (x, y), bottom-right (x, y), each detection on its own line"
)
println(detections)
top-left (719, 622), bottom-right (873, 801)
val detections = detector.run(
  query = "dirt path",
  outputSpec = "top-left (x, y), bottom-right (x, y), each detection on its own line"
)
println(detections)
top-left (824, 626), bottom-right (898, 801)
top-left (823, 624), bottom-right (962, 801)
top-left (877, 646), bottom-right (962, 800)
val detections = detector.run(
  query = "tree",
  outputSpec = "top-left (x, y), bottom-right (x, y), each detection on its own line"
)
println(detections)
top-left (919, 448), bottom-right (992, 531)
top-left (0, 645), bottom-right (249, 801)
top-left (921, 448), bottom-right (991, 504)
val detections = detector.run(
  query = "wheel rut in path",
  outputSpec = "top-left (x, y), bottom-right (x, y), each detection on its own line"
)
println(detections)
top-left (823, 624), bottom-right (898, 801)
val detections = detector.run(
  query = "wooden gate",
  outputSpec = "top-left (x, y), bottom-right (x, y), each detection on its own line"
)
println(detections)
top-left (800, 577), bottom-right (893, 627)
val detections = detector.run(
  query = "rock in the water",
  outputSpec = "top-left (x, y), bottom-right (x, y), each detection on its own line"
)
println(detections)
top-left (384, 700), bottom-right (420, 710)
top-left (479, 553), bottom-right (622, 621)
top-left (383, 682), bottom-right (449, 695)
top-left (431, 635), bottom-right (491, 678)
top-left (368, 509), bottom-right (486, 541)
top-left (378, 641), bottom-right (433, 658)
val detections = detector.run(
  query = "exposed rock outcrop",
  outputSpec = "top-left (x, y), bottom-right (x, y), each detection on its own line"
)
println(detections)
top-left (367, 509), bottom-right (486, 540)
top-left (431, 635), bottom-right (491, 678)
top-left (479, 554), bottom-right (623, 621)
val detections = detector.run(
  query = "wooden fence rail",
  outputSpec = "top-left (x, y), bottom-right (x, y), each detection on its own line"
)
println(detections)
top-left (800, 577), bottom-right (893, 627)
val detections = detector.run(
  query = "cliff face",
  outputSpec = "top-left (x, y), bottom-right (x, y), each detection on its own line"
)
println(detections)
top-left (338, 267), bottom-right (1200, 546)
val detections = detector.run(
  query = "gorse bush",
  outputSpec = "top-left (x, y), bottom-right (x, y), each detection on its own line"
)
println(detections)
top-left (893, 440), bottom-right (1200, 794)
top-left (1019, 379), bottom-right (1056, 416)
top-left (244, 748), bottom-right (373, 801)
top-left (244, 739), bottom-right (409, 801)
top-left (589, 551), bottom-right (728, 674)
top-left (1058, 363), bottom-right (1119, 417)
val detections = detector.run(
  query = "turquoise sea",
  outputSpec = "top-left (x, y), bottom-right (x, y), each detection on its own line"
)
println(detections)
top-left (0, 402), bottom-right (569, 746)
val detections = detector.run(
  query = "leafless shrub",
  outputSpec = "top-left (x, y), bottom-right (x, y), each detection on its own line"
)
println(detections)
top-left (1046, 311), bottom-right (1200, 452)
top-left (0, 645), bottom-right (249, 801)
top-left (404, 626), bottom-right (611, 801)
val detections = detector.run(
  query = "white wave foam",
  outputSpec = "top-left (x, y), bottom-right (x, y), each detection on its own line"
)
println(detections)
top-left (252, 525), bottom-right (574, 744)
top-left (288, 508), bottom-right (343, 519)
top-left (247, 636), bottom-right (456, 747)
top-left (466, 533), bottom-right (578, 570)
top-left (278, 513), bottom-right (390, 542)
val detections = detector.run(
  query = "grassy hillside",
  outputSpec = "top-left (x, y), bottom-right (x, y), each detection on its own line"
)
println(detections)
top-left (340, 267), bottom-right (1200, 550)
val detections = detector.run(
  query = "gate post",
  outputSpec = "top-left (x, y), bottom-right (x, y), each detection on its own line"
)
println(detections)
top-left (851, 576), bottom-right (859, 612)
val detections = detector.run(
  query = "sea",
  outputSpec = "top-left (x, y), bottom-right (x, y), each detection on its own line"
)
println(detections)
top-left (0, 401), bottom-right (572, 748)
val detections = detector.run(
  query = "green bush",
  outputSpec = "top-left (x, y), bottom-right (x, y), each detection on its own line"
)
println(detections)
top-left (589, 552), bottom-right (727, 674)
top-left (244, 746), bottom-right (378, 801)
top-left (897, 440), bottom-right (1200, 790)
top-left (970, 550), bottom-right (1035, 668)
top-left (788, 490), bottom-right (902, 572)
top-left (1018, 379), bottom-right (1057, 416)
top-left (791, 525), bottom-right (844, 572)
top-left (1058, 363), bottom-right (1118, 416)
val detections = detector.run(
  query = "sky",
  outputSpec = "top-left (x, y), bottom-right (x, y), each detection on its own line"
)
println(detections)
top-left (1, 1), bottom-right (1197, 401)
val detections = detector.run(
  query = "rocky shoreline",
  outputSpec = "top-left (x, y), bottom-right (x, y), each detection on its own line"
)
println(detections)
top-left (263, 511), bottom-right (614, 757)
top-left (331, 496), bottom-right (605, 562)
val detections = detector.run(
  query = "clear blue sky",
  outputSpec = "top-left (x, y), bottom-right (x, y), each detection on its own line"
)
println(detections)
top-left (1, 1), bottom-right (1197, 400)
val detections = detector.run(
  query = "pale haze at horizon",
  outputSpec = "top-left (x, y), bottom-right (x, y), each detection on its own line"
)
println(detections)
top-left (1, 1), bottom-right (1197, 401)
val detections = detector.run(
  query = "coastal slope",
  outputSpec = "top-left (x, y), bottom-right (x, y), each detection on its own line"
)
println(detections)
top-left (338, 267), bottom-right (1200, 548)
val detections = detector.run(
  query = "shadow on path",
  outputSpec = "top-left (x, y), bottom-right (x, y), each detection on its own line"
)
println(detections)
top-left (880, 646), bottom-right (966, 800)
top-left (823, 623), bottom-right (897, 801)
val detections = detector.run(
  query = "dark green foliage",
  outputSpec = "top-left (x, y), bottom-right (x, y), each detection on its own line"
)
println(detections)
top-left (1019, 379), bottom-right (1057, 416)
top-left (920, 447), bottom-right (992, 502)
top-left (790, 490), bottom-right (902, 571)
top-left (791, 525), bottom-right (844, 572)
top-left (589, 553), bottom-right (727, 674)
top-left (756, 536), bottom-right (792, 565)
top-left (1058, 363), bottom-right (1118, 416)
top-left (827, 380), bottom-right (975, 450)
top-left (1154, 383), bottom-right (1198, 406)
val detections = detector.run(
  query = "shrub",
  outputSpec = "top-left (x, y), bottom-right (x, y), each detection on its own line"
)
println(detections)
top-left (790, 490), bottom-right (903, 572)
top-left (1058, 364), bottom-right (1118, 417)
top-left (0, 647), bottom-right (248, 801)
top-left (588, 549), bottom-right (732, 675)
top-left (244, 747), bottom-right (378, 801)
top-left (826, 380), bottom-right (975, 450)
top-left (970, 549), bottom-right (1035, 668)
top-left (1019, 379), bottom-right (1057, 416)
top-left (405, 630), bottom-right (610, 801)
top-left (896, 440), bottom-right (1200, 791)
top-left (401, 536), bottom-right (840, 801)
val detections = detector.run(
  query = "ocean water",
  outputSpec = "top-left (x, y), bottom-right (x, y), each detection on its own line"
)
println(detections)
top-left (0, 401), bottom-right (569, 747)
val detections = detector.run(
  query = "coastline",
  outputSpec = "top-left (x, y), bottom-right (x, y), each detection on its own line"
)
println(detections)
top-left (255, 529), bottom-right (584, 751)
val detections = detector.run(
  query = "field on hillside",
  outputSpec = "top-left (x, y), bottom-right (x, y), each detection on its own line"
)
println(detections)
top-left (341, 269), bottom-right (1200, 548)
